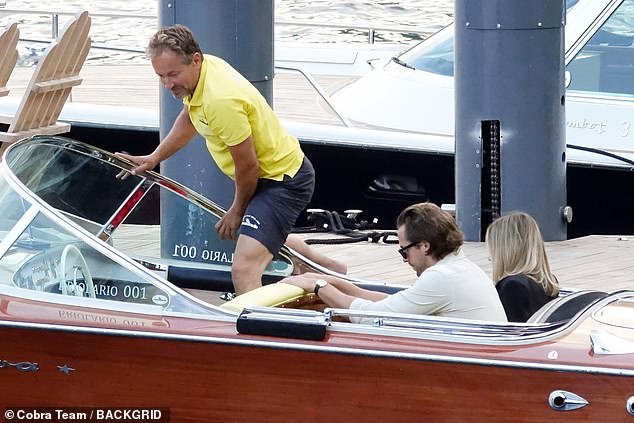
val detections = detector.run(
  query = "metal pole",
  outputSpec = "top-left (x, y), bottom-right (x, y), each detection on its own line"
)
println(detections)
top-left (454, 0), bottom-right (568, 241)
top-left (52, 14), bottom-right (59, 39)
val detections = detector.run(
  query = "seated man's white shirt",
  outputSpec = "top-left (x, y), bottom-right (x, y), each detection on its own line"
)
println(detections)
top-left (349, 250), bottom-right (507, 323)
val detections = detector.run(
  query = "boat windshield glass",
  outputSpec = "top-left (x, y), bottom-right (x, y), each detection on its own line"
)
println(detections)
top-left (3, 139), bottom-right (146, 232)
top-left (0, 145), bottom-right (225, 315)
top-left (399, 0), bottom-right (583, 77)
top-left (0, 209), bottom-right (172, 308)
top-left (2, 136), bottom-right (293, 302)
top-left (567, 0), bottom-right (634, 96)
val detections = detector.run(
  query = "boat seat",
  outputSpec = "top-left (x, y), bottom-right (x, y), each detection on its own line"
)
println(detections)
top-left (526, 290), bottom-right (608, 324)
top-left (0, 11), bottom-right (91, 154)
top-left (166, 265), bottom-right (284, 292)
top-left (0, 23), bottom-right (19, 98)
top-left (220, 283), bottom-right (309, 313)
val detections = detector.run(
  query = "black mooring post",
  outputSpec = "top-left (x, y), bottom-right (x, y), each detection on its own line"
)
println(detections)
top-left (455, 0), bottom-right (568, 241)
top-left (158, 0), bottom-right (274, 264)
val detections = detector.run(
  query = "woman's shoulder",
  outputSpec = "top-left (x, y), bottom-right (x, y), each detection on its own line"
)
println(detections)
top-left (496, 274), bottom-right (539, 294)
top-left (498, 274), bottom-right (536, 285)
top-left (497, 274), bottom-right (557, 298)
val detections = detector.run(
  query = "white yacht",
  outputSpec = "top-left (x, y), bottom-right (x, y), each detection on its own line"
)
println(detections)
top-left (333, 0), bottom-right (634, 163)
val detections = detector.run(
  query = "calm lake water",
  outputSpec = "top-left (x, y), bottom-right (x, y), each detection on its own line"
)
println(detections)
top-left (1, 0), bottom-right (454, 63)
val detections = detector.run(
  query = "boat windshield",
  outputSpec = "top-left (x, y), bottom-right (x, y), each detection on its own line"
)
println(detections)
top-left (397, 0), bottom-right (586, 77)
top-left (0, 136), bottom-right (292, 315)
top-left (2, 136), bottom-right (293, 273)
top-left (0, 173), bottom-right (216, 314)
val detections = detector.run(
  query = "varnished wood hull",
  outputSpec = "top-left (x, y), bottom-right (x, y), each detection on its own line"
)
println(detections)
top-left (2, 322), bottom-right (633, 422)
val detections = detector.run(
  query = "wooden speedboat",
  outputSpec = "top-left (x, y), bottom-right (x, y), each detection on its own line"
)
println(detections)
top-left (1, 136), bottom-right (634, 421)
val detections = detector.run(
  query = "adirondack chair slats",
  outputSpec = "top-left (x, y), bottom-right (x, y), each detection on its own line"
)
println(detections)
top-left (32, 76), bottom-right (83, 93)
top-left (0, 11), bottom-right (91, 150)
top-left (0, 23), bottom-right (19, 98)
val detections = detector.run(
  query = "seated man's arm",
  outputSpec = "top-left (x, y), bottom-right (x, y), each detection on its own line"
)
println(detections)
top-left (281, 273), bottom-right (388, 309)
top-left (349, 270), bottom-right (448, 316)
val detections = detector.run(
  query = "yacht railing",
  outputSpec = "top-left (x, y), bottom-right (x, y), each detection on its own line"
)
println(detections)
top-left (276, 66), bottom-right (353, 127)
top-left (276, 19), bottom-right (431, 44)
top-left (1, 8), bottom-right (431, 48)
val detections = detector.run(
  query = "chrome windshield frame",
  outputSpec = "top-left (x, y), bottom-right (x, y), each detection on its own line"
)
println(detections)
top-left (0, 136), bottom-right (235, 317)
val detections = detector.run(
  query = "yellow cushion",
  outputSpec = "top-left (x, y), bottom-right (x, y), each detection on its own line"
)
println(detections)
top-left (220, 282), bottom-right (307, 313)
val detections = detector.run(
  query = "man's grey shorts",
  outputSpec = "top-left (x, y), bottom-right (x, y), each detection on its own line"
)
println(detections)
top-left (239, 157), bottom-right (315, 255)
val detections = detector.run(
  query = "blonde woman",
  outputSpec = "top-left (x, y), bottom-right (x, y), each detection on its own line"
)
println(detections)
top-left (485, 212), bottom-right (560, 322)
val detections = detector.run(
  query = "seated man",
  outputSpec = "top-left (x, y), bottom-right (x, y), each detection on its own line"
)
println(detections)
top-left (282, 202), bottom-right (507, 323)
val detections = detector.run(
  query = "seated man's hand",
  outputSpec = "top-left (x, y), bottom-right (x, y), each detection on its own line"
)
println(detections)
top-left (280, 274), bottom-right (321, 293)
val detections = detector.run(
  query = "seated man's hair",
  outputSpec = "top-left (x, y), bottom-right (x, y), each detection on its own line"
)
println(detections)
top-left (396, 202), bottom-right (463, 259)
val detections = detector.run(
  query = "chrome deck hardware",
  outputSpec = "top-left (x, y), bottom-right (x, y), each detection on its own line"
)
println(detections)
top-left (549, 390), bottom-right (588, 411)
top-left (627, 396), bottom-right (634, 416)
top-left (591, 330), bottom-right (634, 355)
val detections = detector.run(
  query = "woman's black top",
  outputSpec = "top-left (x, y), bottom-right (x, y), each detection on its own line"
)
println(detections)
top-left (495, 274), bottom-right (557, 323)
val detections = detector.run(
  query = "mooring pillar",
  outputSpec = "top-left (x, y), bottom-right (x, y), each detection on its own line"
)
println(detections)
top-left (158, 0), bottom-right (274, 264)
top-left (454, 0), bottom-right (568, 241)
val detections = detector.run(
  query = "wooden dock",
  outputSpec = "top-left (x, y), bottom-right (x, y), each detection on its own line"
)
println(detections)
top-left (113, 225), bottom-right (634, 292)
top-left (5, 63), bottom-right (357, 126)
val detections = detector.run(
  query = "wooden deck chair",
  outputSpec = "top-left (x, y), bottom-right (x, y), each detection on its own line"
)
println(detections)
top-left (0, 23), bottom-right (19, 98)
top-left (0, 11), bottom-right (91, 153)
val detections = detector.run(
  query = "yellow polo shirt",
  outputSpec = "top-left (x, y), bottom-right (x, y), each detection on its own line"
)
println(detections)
top-left (183, 55), bottom-right (304, 181)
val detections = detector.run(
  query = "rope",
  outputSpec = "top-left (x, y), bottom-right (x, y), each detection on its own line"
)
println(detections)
top-left (303, 230), bottom-right (399, 245)
top-left (293, 209), bottom-right (399, 245)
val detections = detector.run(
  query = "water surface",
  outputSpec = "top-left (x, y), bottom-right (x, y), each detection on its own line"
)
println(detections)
top-left (1, 1), bottom-right (454, 63)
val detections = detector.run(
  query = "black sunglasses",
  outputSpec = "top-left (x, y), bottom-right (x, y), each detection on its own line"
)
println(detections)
top-left (398, 241), bottom-right (420, 259)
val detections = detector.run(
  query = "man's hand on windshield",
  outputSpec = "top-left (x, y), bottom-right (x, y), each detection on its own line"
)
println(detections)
top-left (114, 152), bottom-right (159, 176)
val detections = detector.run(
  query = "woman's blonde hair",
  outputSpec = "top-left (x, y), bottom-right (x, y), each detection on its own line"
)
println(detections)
top-left (485, 212), bottom-right (559, 296)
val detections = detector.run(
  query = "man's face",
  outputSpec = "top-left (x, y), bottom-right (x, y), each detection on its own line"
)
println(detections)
top-left (151, 50), bottom-right (202, 99)
top-left (397, 225), bottom-right (433, 277)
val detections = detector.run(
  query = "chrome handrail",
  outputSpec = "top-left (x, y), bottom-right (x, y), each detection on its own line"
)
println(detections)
top-left (1, 8), bottom-right (431, 44)
top-left (275, 19), bottom-right (431, 44)
top-left (275, 65), bottom-right (353, 127)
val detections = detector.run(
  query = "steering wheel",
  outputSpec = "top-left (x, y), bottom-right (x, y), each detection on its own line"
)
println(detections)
top-left (59, 244), bottom-right (95, 298)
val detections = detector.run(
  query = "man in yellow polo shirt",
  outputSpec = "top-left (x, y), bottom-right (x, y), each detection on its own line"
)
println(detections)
top-left (117, 24), bottom-right (344, 295)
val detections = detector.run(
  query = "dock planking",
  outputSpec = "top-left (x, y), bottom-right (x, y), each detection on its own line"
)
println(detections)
top-left (113, 225), bottom-right (634, 292)
top-left (5, 64), bottom-right (357, 126)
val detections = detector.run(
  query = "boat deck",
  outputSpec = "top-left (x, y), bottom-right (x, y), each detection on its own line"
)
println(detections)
top-left (113, 226), bottom-right (634, 292)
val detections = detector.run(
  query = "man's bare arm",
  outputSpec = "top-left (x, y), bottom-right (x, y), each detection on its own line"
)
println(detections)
top-left (115, 106), bottom-right (197, 174)
top-left (215, 135), bottom-right (260, 240)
